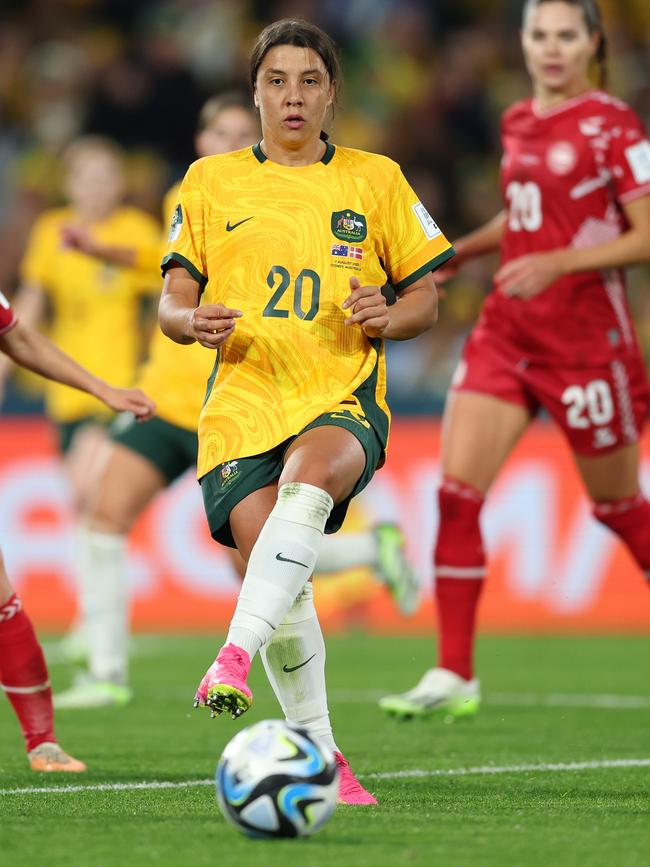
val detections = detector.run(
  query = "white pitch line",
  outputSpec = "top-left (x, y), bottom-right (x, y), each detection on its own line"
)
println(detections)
top-left (365, 758), bottom-right (650, 780)
top-left (329, 689), bottom-right (650, 709)
top-left (2, 758), bottom-right (649, 797)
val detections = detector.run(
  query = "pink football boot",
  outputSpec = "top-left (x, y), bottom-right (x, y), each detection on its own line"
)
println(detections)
top-left (193, 644), bottom-right (253, 719)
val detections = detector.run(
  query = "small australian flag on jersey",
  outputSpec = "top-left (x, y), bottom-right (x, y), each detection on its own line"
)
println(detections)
top-left (331, 243), bottom-right (349, 256)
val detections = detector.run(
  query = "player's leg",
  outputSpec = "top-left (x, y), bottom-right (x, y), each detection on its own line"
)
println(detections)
top-left (574, 444), bottom-right (650, 583)
top-left (54, 441), bottom-right (167, 709)
top-left (545, 355), bottom-right (650, 586)
top-left (312, 522), bottom-right (419, 615)
top-left (380, 389), bottom-right (530, 719)
top-left (229, 521), bottom-right (419, 616)
top-left (261, 423), bottom-right (379, 803)
top-left (195, 426), bottom-right (365, 717)
top-left (56, 416), bottom-right (197, 708)
top-left (0, 549), bottom-right (85, 771)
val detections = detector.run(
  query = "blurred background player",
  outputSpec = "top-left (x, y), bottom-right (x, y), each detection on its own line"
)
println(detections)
top-left (53, 92), bottom-right (419, 710)
top-left (0, 137), bottom-right (161, 680)
top-left (0, 288), bottom-right (154, 771)
top-left (380, 0), bottom-right (650, 721)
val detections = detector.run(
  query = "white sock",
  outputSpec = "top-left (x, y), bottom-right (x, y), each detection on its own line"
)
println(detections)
top-left (315, 531), bottom-right (377, 574)
top-left (261, 582), bottom-right (338, 754)
top-left (226, 483), bottom-right (333, 660)
top-left (77, 527), bottom-right (129, 684)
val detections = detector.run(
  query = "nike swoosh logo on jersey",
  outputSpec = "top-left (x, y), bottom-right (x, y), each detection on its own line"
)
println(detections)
top-left (282, 654), bottom-right (316, 673)
top-left (329, 411), bottom-right (371, 429)
top-left (275, 552), bottom-right (310, 568)
top-left (225, 217), bottom-right (254, 232)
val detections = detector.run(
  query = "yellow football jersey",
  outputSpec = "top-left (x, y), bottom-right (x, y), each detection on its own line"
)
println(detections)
top-left (21, 206), bottom-right (161, 422)
top-left (162, 143), bottom-right (453, 479)
top-left (136, 181), bottom-right (216, 431)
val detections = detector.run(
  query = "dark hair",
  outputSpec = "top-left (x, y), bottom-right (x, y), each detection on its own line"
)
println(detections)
top-left (523, 0), bottom-right (608, 87)
top-left (249, 18), bottom-right (341, 137)
top-left (196, 91), bottom-right (254, 134)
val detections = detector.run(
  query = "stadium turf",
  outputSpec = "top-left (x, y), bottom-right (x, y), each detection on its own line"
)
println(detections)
top-left (2, 635), bottom-right (648, 867)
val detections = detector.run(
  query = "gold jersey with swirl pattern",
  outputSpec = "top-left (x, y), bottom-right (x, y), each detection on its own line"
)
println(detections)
top-left (136, 181), bottom-right (217, 431)
top-left (21, 205), bottom-right (161, 422)
top-left (162, 143), bottom-right (454, 479)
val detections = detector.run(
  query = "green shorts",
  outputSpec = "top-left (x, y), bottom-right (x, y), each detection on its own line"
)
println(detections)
top-left (200, 409), bottom-right (385, 548)
top-left (110, 413), bottom-right (197, 484)
top-left (56, 417), bottom-right (110, 454)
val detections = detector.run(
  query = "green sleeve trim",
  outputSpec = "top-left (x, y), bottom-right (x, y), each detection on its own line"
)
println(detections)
top-left (161, 252), bottom-right (207, 289)
top-left (392, 246), bottom-right (456, 293)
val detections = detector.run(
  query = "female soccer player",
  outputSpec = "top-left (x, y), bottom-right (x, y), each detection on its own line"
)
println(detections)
top-left (1, 137), bottom-right (161, 517)
top-left (0, 290), bottom-right (154, 770)
top-left (380, 0), bottom-right (650, 720)
top-left (52, 94), bottom-right (261, 709)
top-left (159, 19), bottom-right (453, 803)
top-left (54, 93), bottom-right (418, 712)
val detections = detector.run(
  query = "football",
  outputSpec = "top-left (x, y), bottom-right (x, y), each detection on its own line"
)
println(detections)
top-left (215, 719), bottom-right (339, 839)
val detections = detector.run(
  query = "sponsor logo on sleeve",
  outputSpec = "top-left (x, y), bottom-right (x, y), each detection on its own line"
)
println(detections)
top-left (624, 140), bottom-right (650, 184)
top-left (168, 204), bottom-right (183, 242)
top-left (412, 202), bottom-right (442, 240)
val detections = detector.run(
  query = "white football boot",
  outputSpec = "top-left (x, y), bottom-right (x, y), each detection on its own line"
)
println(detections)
top-left (379, 667), bottom-right (480, 721)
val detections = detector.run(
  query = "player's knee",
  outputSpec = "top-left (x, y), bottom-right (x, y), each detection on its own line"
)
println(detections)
top-left (435, 476), bottom-right (485, 569)
top-left (593, 494), bottom-right (650, 573)
top-left (87, 493), bottom-right (135, 535)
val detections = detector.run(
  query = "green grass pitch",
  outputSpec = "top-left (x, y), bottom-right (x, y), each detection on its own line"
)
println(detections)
top-left (2, 634), bottom-right (649, 867)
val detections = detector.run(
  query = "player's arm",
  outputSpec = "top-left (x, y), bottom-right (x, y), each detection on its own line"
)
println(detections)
top-left (0, 320), bottom-right (155, 418)
top-left (343, 272), bottom-right (438, 340)
top-left (497, 194), bottom-right (650, 298)
top-left (436, 211), bottom-right (506, 283)
top-left (0, 282), bottom-right (47, 387)
top-left (61, 225), bottom-right (162, 273)
top-left (159, 262), bottom-right (242, 349)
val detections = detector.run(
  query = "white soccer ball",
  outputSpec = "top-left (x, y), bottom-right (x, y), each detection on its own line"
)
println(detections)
top-left (215, 719), bottom-right (339, 839)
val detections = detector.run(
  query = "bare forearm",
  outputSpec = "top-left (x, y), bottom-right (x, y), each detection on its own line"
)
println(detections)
top-left (455, 211), bottom-right (506, 260)
top-left (0, 324), bottom-right (108, 400)
top-left (383, 284), bottom-right (438, 340)
top-left (554, 228), bottom-right (650, 276)
top-left (158, 291), bottom-right (198, 344)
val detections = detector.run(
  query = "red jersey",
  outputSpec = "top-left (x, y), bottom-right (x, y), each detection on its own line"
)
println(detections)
top-left (0, 291), bottom-right (17, 336)
top-left (476, 90), bottom-right (650, 365)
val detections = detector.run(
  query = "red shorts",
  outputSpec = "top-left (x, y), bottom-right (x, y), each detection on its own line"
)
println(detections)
top-left (452, 331), bottom-right (649, 456)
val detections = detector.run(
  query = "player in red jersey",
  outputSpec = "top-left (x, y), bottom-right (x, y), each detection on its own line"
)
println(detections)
top-left (380, 0), bottom-right (650, 719)
top-left (0, 291), bottom-right (154, 769)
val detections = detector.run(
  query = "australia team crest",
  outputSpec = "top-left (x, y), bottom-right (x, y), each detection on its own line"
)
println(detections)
top-left (331, 209), bottom-right (367, 242)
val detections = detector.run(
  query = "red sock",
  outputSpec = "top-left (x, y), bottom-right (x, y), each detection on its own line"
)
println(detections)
top-left (434, 477), bottom-right (486, 680)
top-left (0, 594), bottom-right (55, 752)
top-left (593, 494), bottom-right (650, 582)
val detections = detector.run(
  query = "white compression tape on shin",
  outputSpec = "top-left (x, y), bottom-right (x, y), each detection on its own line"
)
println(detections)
top-left (227, 483), bottom-right (333, 657)
top-left (261, 582), bottom-right (337, 753)
top-left (77, 527), bottom-right (129, 684)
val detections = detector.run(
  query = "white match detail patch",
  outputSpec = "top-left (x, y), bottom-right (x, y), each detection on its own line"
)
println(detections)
top-left (412, 202), bottom-right (442, 240)
top-left (625, 140), bottom-right (650, 184)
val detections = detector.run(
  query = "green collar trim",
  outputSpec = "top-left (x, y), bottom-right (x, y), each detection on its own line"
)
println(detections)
top-left (252, 141), bottom-right (336, 165)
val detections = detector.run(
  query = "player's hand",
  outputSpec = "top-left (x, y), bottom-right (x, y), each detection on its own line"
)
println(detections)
top-left (343, 277), bottom-right (390, 338)
top-left (495, 251), bottom-right (565, 300)
top-left (97, 385), bottom-right (156, 420)
top-left (189, 304), bottom-right (243, 349)
top-left (60, 224), bottom-right (98, 255)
